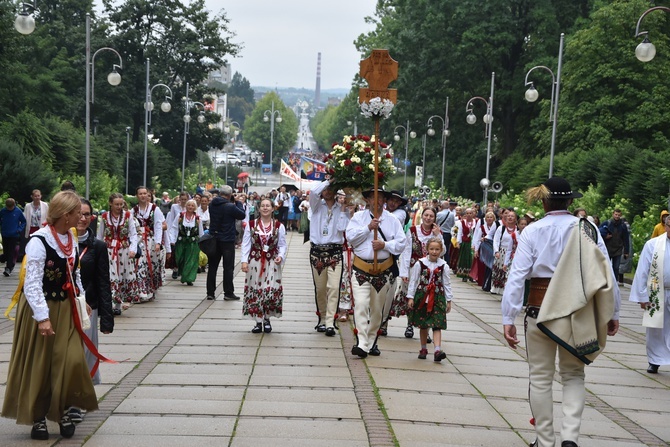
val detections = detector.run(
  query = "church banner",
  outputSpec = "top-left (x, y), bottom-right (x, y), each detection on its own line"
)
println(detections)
top-left (300, 156), bottom-right (327, 181)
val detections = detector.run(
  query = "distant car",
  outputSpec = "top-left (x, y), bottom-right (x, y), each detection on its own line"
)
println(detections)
top-left (217, 154), bottom-right (242, 166)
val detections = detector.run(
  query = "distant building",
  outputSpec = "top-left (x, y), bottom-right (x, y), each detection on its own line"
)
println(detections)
top-left (327, 97), bottom-right (341, 107)
top-left (208, 64), bottom-right (232, 86)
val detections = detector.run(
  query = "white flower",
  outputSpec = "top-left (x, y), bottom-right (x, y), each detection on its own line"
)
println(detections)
top-left (360, 97), bottom-right (394, 119)
top-left (368, 163), bottom-right (375, 170)
top-left (351, 156), bottom-right (361, 163)
top-left (339, 160), bottom-right (346, 167)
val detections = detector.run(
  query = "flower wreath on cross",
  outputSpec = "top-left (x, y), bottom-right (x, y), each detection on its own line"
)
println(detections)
top-left (324, 134), bottom-right (396, 190)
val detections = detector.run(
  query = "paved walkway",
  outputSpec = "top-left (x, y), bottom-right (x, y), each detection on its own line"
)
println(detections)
top-left (0, 232), bottom-right (668, 446)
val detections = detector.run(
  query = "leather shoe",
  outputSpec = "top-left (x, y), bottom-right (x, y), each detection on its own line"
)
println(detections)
top-left (171, 271), bottom-right (178, 279)
top-left (316, 324), bottom-right (326, 333)
top-left (251, 322), bottom-right (263, 334)
top-left (223, 293), bottom-right (240, 301)
top-left (325, 327), bottom-right (336, 337)
top-left (647, 363), bottom-right (660, 374)
top-left (369, 345), bottom-right (381, 356)
top-left (351, 346), bottom-right (368, 358)
top-left (561, 441), bottom-right (579, 447)
top-left (206, 295), bottom-right (215, 300)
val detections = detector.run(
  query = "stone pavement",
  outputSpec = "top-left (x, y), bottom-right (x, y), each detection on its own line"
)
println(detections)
top-left (0, 231), bottom-right (668, 447)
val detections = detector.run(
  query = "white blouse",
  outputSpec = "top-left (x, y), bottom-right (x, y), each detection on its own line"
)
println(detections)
top-left (24, 226), bottom-right (84, 322)
top-left (240, 219), bottom-right (287, 264)
top-left (406, 257), bottom-right (453, 302)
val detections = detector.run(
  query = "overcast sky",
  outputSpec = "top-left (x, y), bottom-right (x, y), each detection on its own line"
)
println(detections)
top-left (205, 0), bottom-right (378, 90)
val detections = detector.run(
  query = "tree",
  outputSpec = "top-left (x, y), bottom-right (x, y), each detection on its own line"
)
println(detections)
top-left (243, 92), bottom-right (298, 169)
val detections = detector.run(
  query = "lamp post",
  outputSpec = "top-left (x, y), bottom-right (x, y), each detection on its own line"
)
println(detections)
top-left (223, 121), bottom-right (241, 187)
top-left (14, 1), bottom-right (37, 34)
top-left (181, 82), bottom-right (206, 191)
top-left (634, 7), bottom-right (670, 210)
top-left (263, 101), bottom-right (282, 174)
top-left (426, 97), bottom-right (451, 194)
top-left (634, 6), bottom-right (670, 62)
top-left (125, 126), bottom-right (131, 195)
top-left (143, 58), bottom-right (173, 186)
top-left (393, 120), bottom-right (417, 195)
top-left (466, 72), bottom-right (495, 205)
top-left (524, 33), bottom-right (564, 178)
top-left (85, 13), bottom-right (123, 200)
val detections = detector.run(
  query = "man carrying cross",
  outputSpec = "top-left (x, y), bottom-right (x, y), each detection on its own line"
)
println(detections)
top-left (346, 188), bottom-right (406, 358)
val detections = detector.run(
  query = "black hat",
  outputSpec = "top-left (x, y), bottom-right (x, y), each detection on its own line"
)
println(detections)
top-left (208, 188), bottom-right (219, 195)
top-left (362, 187), bottom-right (391, 200)
top-left (544, 176), bottom-right (583, 199)
top-left (388, 190), bottom-right (408, 206)
top-left (449, 200), bottom-right (458, 206)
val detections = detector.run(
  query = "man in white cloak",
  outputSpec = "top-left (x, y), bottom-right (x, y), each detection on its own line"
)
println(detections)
top-left (629, 214), bottom-right (670, 374)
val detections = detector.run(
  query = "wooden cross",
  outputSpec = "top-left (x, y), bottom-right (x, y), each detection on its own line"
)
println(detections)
top-left (358, 49), bottom-right (398, 273)
top-left (359, 49), bottom-right (398, 104)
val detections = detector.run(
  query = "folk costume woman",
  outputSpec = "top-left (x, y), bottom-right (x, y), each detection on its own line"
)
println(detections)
top-left (2, 191), bottom-right (98, 440)
top-left (471, 211), bottom-right (497, 291)
top-left (131, 186), bottom-right (165, 301)
top-left (97, 193), bottom-right (139, 314)
top-left (392, 207), bottom-right (444, 338)
top-left (241, 198), bottom-right (287, 334)
top-left (406, 237), bottom-right (453, 362)
top-left (455, 208), bottom-right (478, 281)
top-left (169, 199), bottom-right (203, 286)
top-left (489, 209), bottom-right (519, 294)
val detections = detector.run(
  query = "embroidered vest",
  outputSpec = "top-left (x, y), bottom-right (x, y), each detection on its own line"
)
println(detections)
top-left (34, 235), bottom-right (78, 302)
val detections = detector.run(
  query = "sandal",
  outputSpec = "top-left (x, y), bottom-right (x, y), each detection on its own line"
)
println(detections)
top-left (59, 414), bottom-right (76, 438)
top-left (31, 418), bottom-right (48, 440)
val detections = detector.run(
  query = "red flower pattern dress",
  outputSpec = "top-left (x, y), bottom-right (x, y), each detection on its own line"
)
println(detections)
top-left (97, 211), bottom-right (139, 304)
top-left (240, 219), bottom-right (287, 320)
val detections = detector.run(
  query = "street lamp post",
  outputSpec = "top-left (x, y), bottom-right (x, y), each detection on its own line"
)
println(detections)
top-left (393, 120), bottom-right (417, 195)
top-left (524, 33), bottom-right (564, 178)
top-left (125, 126), bottom-right (130, 195)
top-left (85, 13), bottom-right (122, 199)
top-left (426, 97), bottom-right (451, 194)
top-left (223, 121), bottom-right (241, 187)
top-left (14, 1), bottom-right (37, 34)
top-left (85, 14), bottom-right (123, 199)
top-left (263, 101), bottom-right (282, 174)
top-left (634, 7), bottom-right (670, 210)
top-left (143, 58), bottom-right (173, 186)
top-left (634, 6), bottom-right (670, 62)
top-left (181, 82), bottom-right (206, 191)
top-left (466, 72), bottom-right (495, 205)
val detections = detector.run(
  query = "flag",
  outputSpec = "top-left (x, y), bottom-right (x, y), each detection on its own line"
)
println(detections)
top-left (300, 156), bottom-right (327, 180)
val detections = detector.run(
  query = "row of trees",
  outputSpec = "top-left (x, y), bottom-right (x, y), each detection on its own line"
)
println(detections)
top-left (0, 0), bottom-right (298, 208)
top-left (312, 0), bottom-right (670, 224)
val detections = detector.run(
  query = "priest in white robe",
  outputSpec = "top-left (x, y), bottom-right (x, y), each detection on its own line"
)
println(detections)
top-left (629, 215), bottom-right (670, 374)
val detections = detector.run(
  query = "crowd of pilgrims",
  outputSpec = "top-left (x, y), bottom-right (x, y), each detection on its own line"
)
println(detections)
top-left (0, 179), bottom-right (569, 441)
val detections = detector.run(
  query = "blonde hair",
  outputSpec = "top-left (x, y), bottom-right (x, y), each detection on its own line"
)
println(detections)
top-left (186, 199), bottom-right (197, 209)
top-left (426, 236), bottom-right (444, 252)
top-left (47, 190), bottom-right (81, 225)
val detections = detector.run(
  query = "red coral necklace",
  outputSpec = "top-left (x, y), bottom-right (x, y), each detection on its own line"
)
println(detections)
top-left (49, 224), bottom-right (73, 257)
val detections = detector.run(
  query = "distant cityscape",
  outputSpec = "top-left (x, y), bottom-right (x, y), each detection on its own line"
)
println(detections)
top-left (253, 86), bottom-right (350, 109)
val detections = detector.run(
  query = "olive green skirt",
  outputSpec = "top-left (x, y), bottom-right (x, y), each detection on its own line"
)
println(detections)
top-left (2, 294), bottom-right (98, 425)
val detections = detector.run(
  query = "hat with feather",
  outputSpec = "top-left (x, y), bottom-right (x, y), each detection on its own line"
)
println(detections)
top-left (526, 176), bottom-right (583, 203)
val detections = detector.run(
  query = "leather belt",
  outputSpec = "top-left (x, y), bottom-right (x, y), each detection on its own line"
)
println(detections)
top-left (527, 277), bottom-right (551, 308)
top-left (353, 255), bottom-right (393, 275)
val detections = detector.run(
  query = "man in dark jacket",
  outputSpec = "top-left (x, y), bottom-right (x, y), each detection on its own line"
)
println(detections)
top-left (207, 185), bottom-right (246, 300)
top-left (599, 209), bottom-right (630, 277)
top-left (0, 198), bottom-right (26, 276)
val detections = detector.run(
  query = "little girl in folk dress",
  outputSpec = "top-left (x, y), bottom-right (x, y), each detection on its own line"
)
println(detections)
top-left (406, 237), bottom-right (453, 362)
